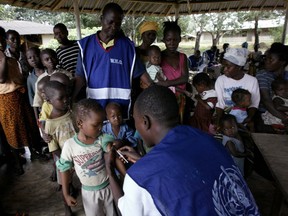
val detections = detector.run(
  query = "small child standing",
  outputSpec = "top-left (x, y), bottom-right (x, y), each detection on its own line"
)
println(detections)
top-left (37, 76), bottom-right (53, 128)
top-left (189, 73), bottom-right (217, 134)
top-left (103, 102), bottom-right (137, 148)
top-left (57, 99), bottom-right (117, 216)
top-left (33, 48), bottom-right (73, 116)
top-left (261, 78), bottom-right (288, 133)
top-left (26, 47), bottom-right (44, 109)
top-left (44, 80), bottom-right (76, 215)
top-left (220, 114), bottom-right (252, 176)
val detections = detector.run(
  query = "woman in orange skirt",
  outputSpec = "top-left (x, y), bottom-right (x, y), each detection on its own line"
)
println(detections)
top-left (0, 27), bottom-right (42, 175)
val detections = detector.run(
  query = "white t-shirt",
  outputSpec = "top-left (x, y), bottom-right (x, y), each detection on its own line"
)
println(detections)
top-left (215, 74), bottom-right (260, 110)
top-left (118, 174), bottom-right (161, 216)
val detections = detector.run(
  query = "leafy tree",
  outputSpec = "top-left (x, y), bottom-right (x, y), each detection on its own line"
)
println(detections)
top-left (191, 14), bottom-right (209, 51)
top-left (206, 12), bottom-right (241, 46)
top-left (237, 10), bottom-right (285, 46)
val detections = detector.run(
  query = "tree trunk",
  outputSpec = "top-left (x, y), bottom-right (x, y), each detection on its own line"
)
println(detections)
top-left (254, 15), bottom-right (259, 46)
top-left (212, 38), bottom-right (217, 46)
top-left (194, 31), bottom-right (202, 51)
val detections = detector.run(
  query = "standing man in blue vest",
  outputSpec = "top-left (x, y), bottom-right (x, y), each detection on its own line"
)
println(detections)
top-left (73, 3), bottom-right (152, 119)
top-left (105, 85), bottom-right (260, 216)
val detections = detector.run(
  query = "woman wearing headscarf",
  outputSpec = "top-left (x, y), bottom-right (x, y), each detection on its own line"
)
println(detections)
top-left (133, 21), bottom-right (158, 98)
top-left (136, 21), bottom-right (158, 63)
top-left (215, 48), bottom-right (260, 128)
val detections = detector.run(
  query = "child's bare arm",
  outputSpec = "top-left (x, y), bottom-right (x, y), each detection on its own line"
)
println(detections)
top-left (225, 141), bottom-right (251, 158)
top-left (175, 87), bottom-right (193, 98)
top-left (115, 157), bottom-right (126, 177)
top-left (273, 97), bottom-right (288, 112)
top-left (60, 170), bottom-right (77, 207)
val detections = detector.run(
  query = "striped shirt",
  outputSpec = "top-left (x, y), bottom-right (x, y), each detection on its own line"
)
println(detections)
top-left (56, 41), bottom-right (79, 74)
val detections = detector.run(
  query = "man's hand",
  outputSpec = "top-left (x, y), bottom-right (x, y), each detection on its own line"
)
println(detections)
top-left (119, 146), bottom-right (141, 163)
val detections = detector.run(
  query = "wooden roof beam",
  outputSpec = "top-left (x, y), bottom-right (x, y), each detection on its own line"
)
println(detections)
top-left (127, 2), bottom-right (137, 15)
top-left (186, 0), bottom-right (191, 14)
top-left (80, 0), bottom-right (89, 13)
top-left (260, 0), bottom-right (268, 11)
top-left (273, 0), bottom-right (281, 11)
top-left (50, 0), bottom-right (66, 11)
top-left (165, 4), bottom-right (174, 16)
top-left (92, 0), bottom-right (101, 12)
top-left (39, 0), bottom-right (52, 10)
top-left (31, 0), bottom-right (46, 9)
top-left (132, 3), bottom-right (140, 16)
top-left (144, 4), bottom-right (158, 16)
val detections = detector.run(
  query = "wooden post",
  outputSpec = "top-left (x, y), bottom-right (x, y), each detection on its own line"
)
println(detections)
top-left (282, 7), bottom-right (288, 44)
top-left (175, 3), bottom-right (179, 20)
top-left (73, 0), bottom-right (82, 40)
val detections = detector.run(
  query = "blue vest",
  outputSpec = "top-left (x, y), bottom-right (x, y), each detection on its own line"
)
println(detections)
top-left (78, 34), bottom-right (136, 118)
top-left (128, 126), bottom-right (259, 216)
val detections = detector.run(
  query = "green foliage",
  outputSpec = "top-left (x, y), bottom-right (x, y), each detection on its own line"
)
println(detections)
top-left (0, 5), bottom-right (100, 29)
top-left (237, 10), bottom-right (285, 22)
top-left (269, 26), bottom-right (284, 43)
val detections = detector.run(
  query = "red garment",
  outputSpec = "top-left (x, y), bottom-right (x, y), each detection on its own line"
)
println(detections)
top-left (161, 52), bottom-right (186, 91)
top-left (190, 97), bottom-right (217, 133)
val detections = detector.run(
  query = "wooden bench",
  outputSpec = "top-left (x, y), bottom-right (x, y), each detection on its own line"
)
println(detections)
top-left (251, 133), bottom-right (288, 215)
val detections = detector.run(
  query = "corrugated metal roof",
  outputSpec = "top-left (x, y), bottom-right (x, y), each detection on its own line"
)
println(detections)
top-left (0, 0), bottom-right (287, 16)
top-left (0, 20), bottom-right (54, 35)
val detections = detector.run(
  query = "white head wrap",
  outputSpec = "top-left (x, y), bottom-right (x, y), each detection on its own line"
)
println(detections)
top-left (223, 48), bottom-right (248, 67)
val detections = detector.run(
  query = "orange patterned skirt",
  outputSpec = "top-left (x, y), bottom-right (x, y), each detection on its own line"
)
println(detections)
top-left (0, 87), bottom-right (38, 149)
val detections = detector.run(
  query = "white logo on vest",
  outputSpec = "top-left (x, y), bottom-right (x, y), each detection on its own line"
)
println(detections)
top-left (212, 165), bottom-right (259, 215)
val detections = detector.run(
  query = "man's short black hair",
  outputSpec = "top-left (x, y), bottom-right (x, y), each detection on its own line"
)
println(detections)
top-left (54, 23), bottom-right (68, 33)
top-left (103, 2), bottom-right (124, 16)
top-left (135, 85), bottom-right (179, 127)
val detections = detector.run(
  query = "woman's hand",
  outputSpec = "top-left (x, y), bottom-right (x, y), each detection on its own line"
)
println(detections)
top-left (156, 80), bottom-right (168, 87)
top-left (119, 146), bottom-right (141, 163)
